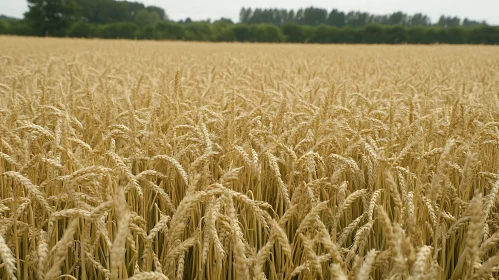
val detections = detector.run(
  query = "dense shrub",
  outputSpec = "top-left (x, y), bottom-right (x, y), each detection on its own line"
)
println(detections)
top-left (4, 18), bottom-right (499, 44)
top-left (97, 22), bottom-right (139, 39)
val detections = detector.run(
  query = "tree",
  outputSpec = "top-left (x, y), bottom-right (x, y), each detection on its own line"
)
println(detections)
top-left (286, 10), bottom-right (295, 23)
top-left (345, 11), bottom-right (370, 28)
top-left (0, 15), bottom-right (19, 22)
top-left (462, 18), bottom-right (485, 27)
top-left (467, 26), bottom-right (499, 44)
top-left (215, 18), bottom-right (233, 25)
top-left (184, 22), bottom-right (213, 41)
top-left (339, 26), bottom-right (361, 43)
top-left (146, 6), bottom-right (167, 20)
top-left (386, 12), bottom-right (408, 25)
top-left (303, 7), bottom-right (328, 26)
top-left (423, 27), bottom-right (441, 44)
top-left (446, 27), bottom-right (467, 43)
top-left (135, 9), bottom-right (160, 27)
top-left (74, 0), bottom-right (117, 24)
top-left (72, 0), bottom-right (167, 24)
top-left (437, 16), bottom-right (461, 28)
top-left (97, 22), bottom-right (138, 39)
top-left (239, 8), bottom-right (252, 24)
top-left (281, 22), bottom-right (308, 43)
top-left (212, 18), bottom-right (235, 41)
top-left (409, 13), bottom-right (430, 26)
top-left (274, 9), bottom-right (286, 25)
top-left (5, 20), bottom-right (33, 36)
top-left (231, 24), bottom-right (250, 41)
top-left (155, 22), bottom-right (184, 40)
top-left (67, 21), bottom-right (93, 37)
top-left (249, 8), bottom-right (262, 24)
top-left (309, 24), bottom-right (340, 43)
top-left (406, 26), bottom-right (426, 43)
top-left (294, 9), bottom-right (304, 24)
top-left (214, 28), bottom-right (236, 42)
top-left (0, 20), bottom-right (8, 34)
top-left (385, 25), bottom-right (407, 43)
top-left (360, 24), bottom-right (385, 43)
top-left (248, 24), bottom-right (284, 42)
top-left (136, 25), bottom-right (157, 40)
top-left (327, 9), bottom-right (345, 27)
top-left (25, 0), bottom-right (79, 36)
top-left (259, 9), bottom-right (275, 25)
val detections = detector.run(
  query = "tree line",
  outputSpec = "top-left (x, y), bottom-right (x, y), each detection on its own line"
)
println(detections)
top-left (0, 0), bottom-right (498, 44)
top-left (239, 7), bottom-right (487, 28)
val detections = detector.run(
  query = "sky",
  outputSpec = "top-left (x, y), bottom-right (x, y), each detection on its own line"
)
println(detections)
top-left (1, 0), bottom-right (497, 25)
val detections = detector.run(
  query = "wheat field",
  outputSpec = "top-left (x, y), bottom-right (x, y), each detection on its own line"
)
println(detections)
top-left (1, 36), bottom-right (499, 280)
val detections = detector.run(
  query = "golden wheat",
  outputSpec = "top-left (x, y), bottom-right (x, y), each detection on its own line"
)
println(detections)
top-left (1, 36), bottom-right (499, 279)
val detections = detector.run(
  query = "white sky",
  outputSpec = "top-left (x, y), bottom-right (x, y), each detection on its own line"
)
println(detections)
top-left (1, 0), bottom-right (497, 24)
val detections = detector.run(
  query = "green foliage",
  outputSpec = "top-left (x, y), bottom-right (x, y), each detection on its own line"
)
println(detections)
top-left (0, 20), bottom-right (8, 34)
top-left (385, 25), bottom-right (407, 44)
top-left (212, 19), bottom-right (236, 42)
top-left (238, 6), bottom-right (489, 32)
top-left (146, 6), bottom-right (168, 20)
top-left (424, 27), bottom-right (443, 44)
top-left (445, 27), bottom-right (467, 44)
top-left (184, 22), bottom-right (213, 41)
top-left (467, 26), bottom-right (499, 44)
top-left (281, 22), bottom-right (308, 43)
top-left (155, 22), bottom-right (184, 40)
top-left (22, 0), bottom-right (168, 38)
top-left (75, 0), bottom-right (128, 23)
top-left (327, 9), bottom-right (345, 27)
top-left (67, 21), bottom-right (95, 38)
top-left (7, 1), bottom-right (499, 44)
top-left (309, 24), bottom-right (340, 43)
top-left (302, 7), bottom-right (328, 26)
top-left (438, 16), bottom-right (461, 28)
top-left (360, 24), bottom-right (385, 43)
top-left (135, 9), bottom-right (160, 27)
top-left (97, 22), bottom-right (138, 39)
top-left (215, 29), bottom-right (236, 42)
top-left (231, 24), bottom-right (250, 42)
top-left (136, 24), bottom-right (157, 40)
top-left (339, 26), bottom-right (360, 43)
top-left (406, 26), bottom-right (427, 44)
top-left (25, 0), bottom-right (79, 36)
top-left (248, 24), bottom-right (284, 42)
top-left (7, 20), bottom-right (34, 36)
top-left (74, 0), bottom-right (167, 24)
top-left (409, 13), bottom-right (431, 26)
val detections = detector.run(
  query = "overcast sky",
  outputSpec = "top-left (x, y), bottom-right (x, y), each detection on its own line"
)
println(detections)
top-left (1, 0), bottom-right (497, 24)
